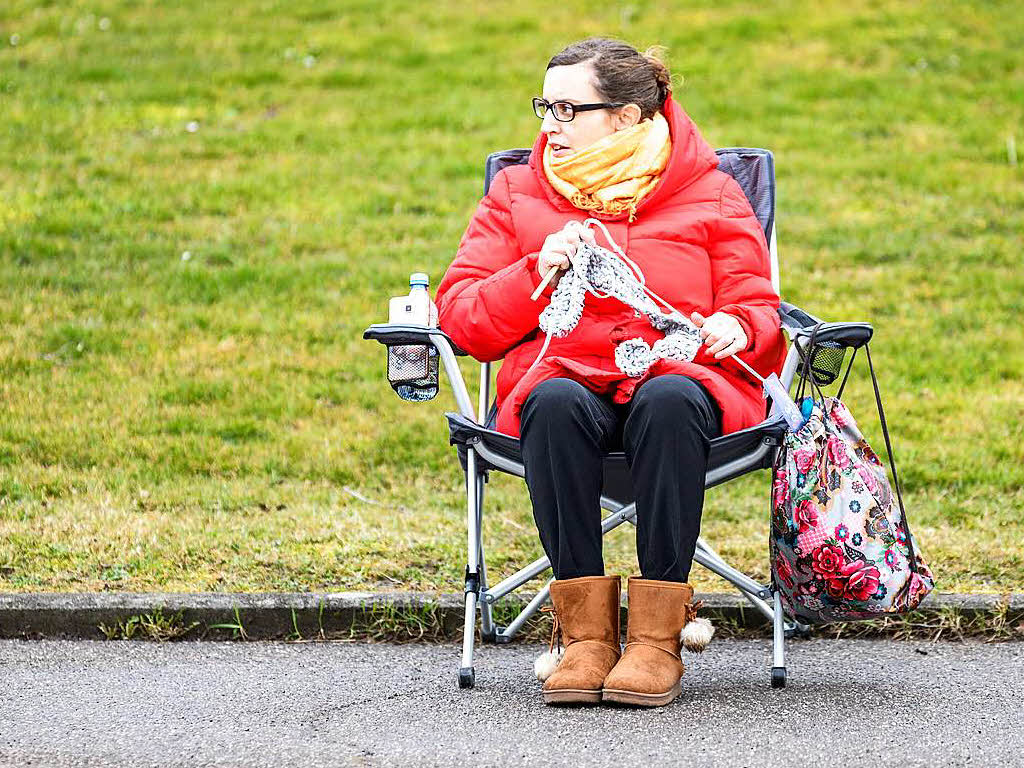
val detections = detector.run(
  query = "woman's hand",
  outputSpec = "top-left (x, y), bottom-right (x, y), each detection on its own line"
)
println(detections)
top-left (690, 311), bottom-right (749, 359)
top-left (535, 221), bottom-right (596, 284)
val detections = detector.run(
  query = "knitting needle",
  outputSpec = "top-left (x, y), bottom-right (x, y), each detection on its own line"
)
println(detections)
top-left (713, 343), bottom-right (807, 427)
top-left (530, 267), bottom-right (559, 301)
top-left (725, 349), bottom-right (765, 383)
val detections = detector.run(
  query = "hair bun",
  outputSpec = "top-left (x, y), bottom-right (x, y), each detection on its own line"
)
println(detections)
top-left (642, 45), bottom-right (672, 101)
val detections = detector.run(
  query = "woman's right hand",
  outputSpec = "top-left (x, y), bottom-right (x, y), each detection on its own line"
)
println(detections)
top-left (535, 221), bottom-right (596, 284)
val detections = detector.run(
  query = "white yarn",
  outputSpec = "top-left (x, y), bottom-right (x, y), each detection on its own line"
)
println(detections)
top-left (680, 617), bottom-right (715, 653)
top-left (528, 218), bottom-right (702, 376)
top-left (533, 647), bottom-right (564, 681)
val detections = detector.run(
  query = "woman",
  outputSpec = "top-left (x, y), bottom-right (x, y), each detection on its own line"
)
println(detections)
top-left (436, 38), bottom-right (787, 707)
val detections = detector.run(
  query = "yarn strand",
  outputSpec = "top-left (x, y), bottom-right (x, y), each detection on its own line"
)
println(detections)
top-left (526, 219), bottom-right (763, 383)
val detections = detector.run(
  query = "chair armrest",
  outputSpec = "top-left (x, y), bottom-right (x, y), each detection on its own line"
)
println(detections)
top-left (778, 301), bottom-right (873, 349)
top-left (778, 301), bottom-right (822, 332)
top-left (362, 323), bottom-right (468, 356)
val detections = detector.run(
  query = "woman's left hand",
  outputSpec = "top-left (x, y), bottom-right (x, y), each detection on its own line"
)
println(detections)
top-left (690, 311), bottom-right (748, 359)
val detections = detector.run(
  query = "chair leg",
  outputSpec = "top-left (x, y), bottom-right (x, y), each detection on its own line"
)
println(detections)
top-left (688, 534), bottom-right (793, 688)
top-left (496, 579), bottom-right (553, 641)
top-left (459, 590), bottom-right (477, 689)
top-left (475, 472), bottom-right (495, 641)
top-left (459, 448), bottom-right (481, 690)
top-left (771, 588), bottom-right (787, 689)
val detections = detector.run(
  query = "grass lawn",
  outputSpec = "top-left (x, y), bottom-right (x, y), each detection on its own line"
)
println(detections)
top-left (0, 0), bottom-right (1021, 596)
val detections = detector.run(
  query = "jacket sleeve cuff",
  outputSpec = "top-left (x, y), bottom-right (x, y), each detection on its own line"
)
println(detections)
top-left (734, 313), bottom-right (755, 353)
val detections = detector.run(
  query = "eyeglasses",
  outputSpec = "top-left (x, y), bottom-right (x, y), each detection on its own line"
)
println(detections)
top-left (532, 97), bottom-right (626, 122)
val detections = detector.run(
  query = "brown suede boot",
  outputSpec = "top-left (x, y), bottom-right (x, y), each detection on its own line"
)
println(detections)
top-left (601, 577), bottom-right (697, 707)
top-left (538, 575), bottom-right (621, 705)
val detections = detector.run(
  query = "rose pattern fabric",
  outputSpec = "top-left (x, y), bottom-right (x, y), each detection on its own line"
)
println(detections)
top-left (794, 500), bottom-right (818, 531)
top-left (772, 469), bottom-right (789, 510)
top-left (770, 396), bottom-right (935, 623)
top-left (824, 561), bottom-right (881, 602)
top-left (811, 543), bottom-right (844, 576)
top-left (857, 466), bottom-right (882, 497)
top-left (827, 436), bottom-right (853, 470)
top-left (793, 449), bottom-right (817, 475)
top-left (774, 554), bottom-right (795, 589)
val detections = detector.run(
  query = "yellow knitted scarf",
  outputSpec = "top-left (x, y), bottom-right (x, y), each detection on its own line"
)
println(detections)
top-left (542, 111), bottom-right (671, 222)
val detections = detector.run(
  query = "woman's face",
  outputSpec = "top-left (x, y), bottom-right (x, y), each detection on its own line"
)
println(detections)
top-left (541, 62), bottom-right (640, 158)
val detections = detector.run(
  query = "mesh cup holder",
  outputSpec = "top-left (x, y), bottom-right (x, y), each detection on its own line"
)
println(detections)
top-left (387, 343), bottom-right (439, 402)
top-left (799, 340), bottom-right (847, 386)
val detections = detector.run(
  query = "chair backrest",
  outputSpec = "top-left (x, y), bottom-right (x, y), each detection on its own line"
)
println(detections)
top-left (484, 146), bottom-right (776, 245)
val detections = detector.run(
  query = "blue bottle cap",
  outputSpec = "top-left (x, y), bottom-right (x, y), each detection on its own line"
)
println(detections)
top-left (410, 272), bottom-right (429, 288)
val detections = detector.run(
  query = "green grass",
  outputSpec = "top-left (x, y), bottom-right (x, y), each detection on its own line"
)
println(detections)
top-left (99, 606), bottom-right (202, 641)
top-left (0, 0), bottom-right (1021, 596)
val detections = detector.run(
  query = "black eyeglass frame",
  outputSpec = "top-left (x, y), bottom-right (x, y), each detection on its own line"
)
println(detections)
top-left (532, 97), bottom-right (627, 122)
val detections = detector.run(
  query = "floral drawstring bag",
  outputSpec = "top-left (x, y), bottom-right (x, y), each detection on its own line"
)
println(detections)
top-left (770, 325), bottom-right (934, 623)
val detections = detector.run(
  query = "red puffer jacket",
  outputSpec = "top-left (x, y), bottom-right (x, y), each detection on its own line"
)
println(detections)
top-left (436, 95), bottom-right (787, 438)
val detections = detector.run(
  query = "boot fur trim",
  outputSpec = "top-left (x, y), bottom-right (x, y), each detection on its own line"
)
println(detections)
top-left (533, 647), bottom-right (564, 681)
top-left (680, 616), bottom-right (714, 653)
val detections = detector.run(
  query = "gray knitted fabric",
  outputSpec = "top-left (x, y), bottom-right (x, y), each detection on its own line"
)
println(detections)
top-left (537, 241), bottom-right (703, 378)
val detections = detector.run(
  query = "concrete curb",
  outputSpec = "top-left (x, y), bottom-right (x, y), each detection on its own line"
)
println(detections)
top-left (0, 591), bottom-right (1021, 641)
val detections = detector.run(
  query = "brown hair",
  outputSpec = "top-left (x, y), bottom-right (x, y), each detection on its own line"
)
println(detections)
top-left (546, 38), bottom-right (672, 120)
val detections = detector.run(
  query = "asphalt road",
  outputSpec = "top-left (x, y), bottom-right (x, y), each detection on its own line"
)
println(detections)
top-left (0, 637), bottom-right (1021, 767)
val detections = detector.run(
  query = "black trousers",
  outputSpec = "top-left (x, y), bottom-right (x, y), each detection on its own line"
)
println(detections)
top-left (519, 375), bottom-right (722, 583)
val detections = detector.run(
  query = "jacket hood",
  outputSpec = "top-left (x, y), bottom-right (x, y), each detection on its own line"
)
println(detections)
top-left (527, 92), bottom-right (720, 219)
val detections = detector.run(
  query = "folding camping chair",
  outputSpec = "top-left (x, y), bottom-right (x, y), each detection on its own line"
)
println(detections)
top-left (364, 147), bottom-right (874, 690)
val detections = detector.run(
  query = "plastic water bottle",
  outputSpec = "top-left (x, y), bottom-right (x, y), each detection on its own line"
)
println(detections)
top-left (387, 273), bottom-right (439, 401)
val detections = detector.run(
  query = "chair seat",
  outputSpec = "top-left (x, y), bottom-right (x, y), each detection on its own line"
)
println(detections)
top-left (446, 411), bottom-right (787, 501)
